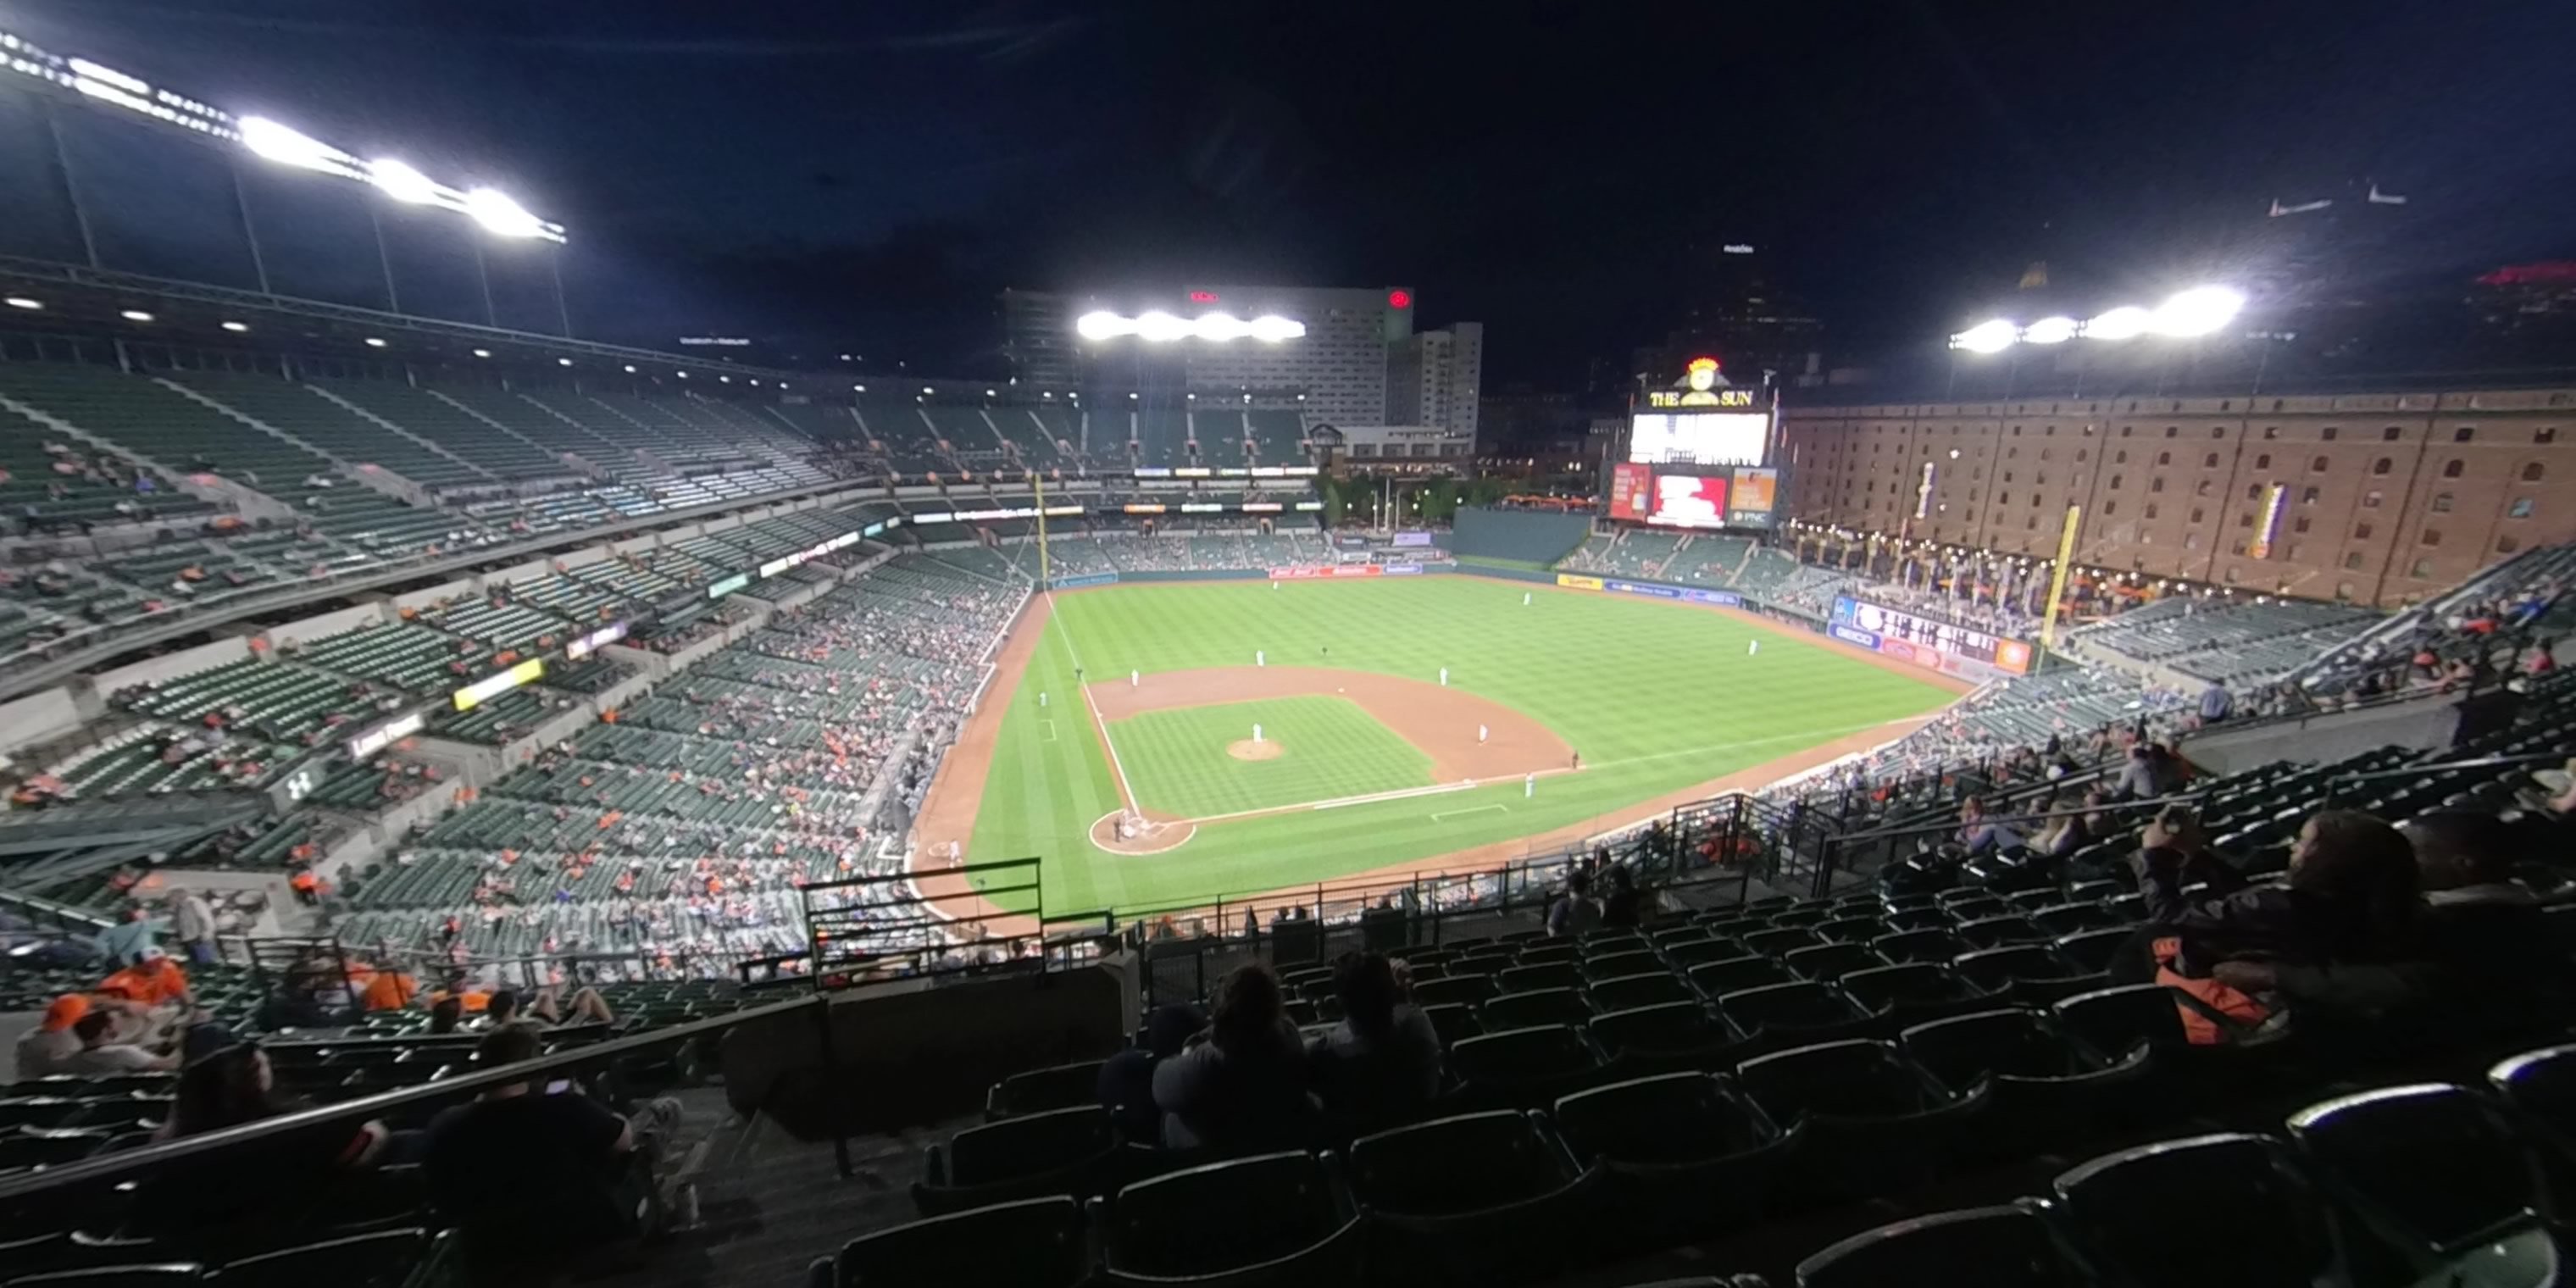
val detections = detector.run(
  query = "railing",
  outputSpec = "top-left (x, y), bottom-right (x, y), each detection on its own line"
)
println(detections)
top-left (0, 989), bottom-right (835, 1203)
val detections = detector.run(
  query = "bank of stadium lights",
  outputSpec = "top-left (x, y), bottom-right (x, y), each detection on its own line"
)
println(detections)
top-left (1949, 286), bottom-right (2246, 353)
top-left (7, 297), bottom-right (45, 311)
top-left (119, 309), bottom-right (153, 322)
top-left (220, 321), bottom-right (249, 332)
top-left (557, 358), bottom-right (574, 367)
top-left (1074, 310), bottom-right (1307, 343)
top-left (623, 364), bottom-right (636, 374)
top-left (363, 337), bottom-right (387, 347)
top-left (471, 348), bottom-right (491, 358)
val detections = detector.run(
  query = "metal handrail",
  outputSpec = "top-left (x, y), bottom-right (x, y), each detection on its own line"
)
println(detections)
top-left (0, 989), bottom-right (824, 1202)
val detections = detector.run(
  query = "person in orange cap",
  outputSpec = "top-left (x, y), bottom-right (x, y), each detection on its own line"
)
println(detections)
top-left (14, 994), bottom-right (92, 1077)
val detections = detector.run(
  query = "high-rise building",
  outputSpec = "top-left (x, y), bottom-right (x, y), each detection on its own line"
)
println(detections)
top-left (998, 290), bottom-right (1079, 391)
top-left (1387, 322), bottom-right (1483, 440)
top-left (1631, 242), bottom-right (1821, 391)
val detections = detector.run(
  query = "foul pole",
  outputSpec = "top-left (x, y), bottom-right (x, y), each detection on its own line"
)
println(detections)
top-left (2039, 503), bottom-right (2081, 647)
top-left (1034, 474), bottom-right (1051, 588)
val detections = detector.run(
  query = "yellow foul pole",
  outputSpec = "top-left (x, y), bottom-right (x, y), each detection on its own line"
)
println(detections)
top-left (2039, 503), bottom-right (2080, 647)
top-left (1034, 474), bottom-right (1051, 589)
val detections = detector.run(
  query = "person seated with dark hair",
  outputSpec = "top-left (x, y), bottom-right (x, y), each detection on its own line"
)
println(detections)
top-left (2121, 808), bottom-right (2421, 1045)
top-left (1151, 963), bottom-right (1315, 1152)
top-left (1099, 1003), bottom-right (1207, 1141)
top-left (425, 1023), bottom-right (672, 1280)
top-left (1308, 952), bottom-right (1441, 1135)
top-left (2217, 811), bottom-right (2562, 1041)
top-left (138, 1041), bottom-right (391, 1253)
top-left (1547, 869), bottom-right (1601, 937)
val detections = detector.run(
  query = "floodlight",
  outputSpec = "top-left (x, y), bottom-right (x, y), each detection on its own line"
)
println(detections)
top-left (1074, 311), bottom-right (1130, 340)
top-left (558, 358), bottom-right (573, 367)
top-left (119, 309), bottom-right (153, 322)
top-left (1951, 319), bottom-right (2018, 353)
top-left (363, 337), bottom-right (387, 347)
top-left (719, 375), bottom-right (731, 383)
top-left (66, 58), bottom-right (147, 95)
top-left (853, 384), bottom-right (866, 391)
top-left (369, 158), bottom-right (439, 204)
top-left (472, 348), bottom-right (492, 358)
top-left (921, 386), bottom-right (934, 395)
top-left (1135, 311), bottom-right (1191, 342)
top-left (623, 364), bottom-right (636, 373)
top-left (2149, 286), bottom-right (2244, 337)
top-left (464, 187), bottom-right (544, 238)
top-left (2085, 306), bottom-right (2151, 341)
top-left (239, 116), bottom-right (342, 171)
top-left (1128, 392), bottom-right (1139, 400)
top-left (2023, 316), bottom-right (2078, 344)
top-left (1249, 314), bottom-right (1306, 341)
top-left (675, 371), bottom-right (687, 379)
top-left (1194, 313), bottom-right (1249, 341)
top-left (1041, 391), bottom-right (1054, 399)
top-left (220, 321), bottom-right (249, 332)
top-left (984, 388), bottom-right (997, 397)
top-left (4, 297), bottom-right (42, 310)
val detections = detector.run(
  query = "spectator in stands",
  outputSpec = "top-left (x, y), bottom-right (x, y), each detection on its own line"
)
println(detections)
top-left (1307, 952), bottom-right (1441, 1135)
top-left (425, 1024), bottom-right (667, 1278)
top-left (2198, 681), bottom-right (2234, 724)
top-left (427, 995), bottom-right (465, 1035)
top-left (488, 984), bottom-right (615, 1028)
top-left (2029, 792), bottom-right (2090, 862)
top-left (95, 903), bottom-right (158, 967)
top-left (360, 966), bottom-right (422, 1013)
top-left (1098, 1002), bottom-right (1205, 1141)
top-left (2124, 809), bottom-right (2420, 1043)
top-left (62, 1010), bottom-right (176, 1073)
top-left (1151, 963), bottom-right (1314, 1151)
top-left (2218, 812), bottom-right (2560, 1040)
top-left (1546, 869), bottom-right (1602, 937)
top-left (1955, 797), bottom-right (2024, 856)
top-left (170, 887), bottom-right (218, 965)
top-left (14, 995), bottom-right (97, 1077)
top-left (100, 946), bottom-right (192, 1010)
top-left (1600, 864), bottom-right (1645, 928)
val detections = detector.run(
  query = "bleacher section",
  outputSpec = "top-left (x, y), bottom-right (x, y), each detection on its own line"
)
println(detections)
top-left (1245, 408), bottom-right (1307, 466)
top-left (2070, 597), bottom-right (2379, 685)
top-left (166, 371), bottom-right (496, 493)
top-left (1189, 409), bottom-right (1246, 468)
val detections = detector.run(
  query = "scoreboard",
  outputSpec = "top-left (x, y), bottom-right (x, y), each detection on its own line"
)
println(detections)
top-left (1829, 596), bottom-right (2035, 679)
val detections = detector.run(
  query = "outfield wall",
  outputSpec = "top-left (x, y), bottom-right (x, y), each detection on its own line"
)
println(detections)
top-left (1452, 507), bottom-right (1596, 565)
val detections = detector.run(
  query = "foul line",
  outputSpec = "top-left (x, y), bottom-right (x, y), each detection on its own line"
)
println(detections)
top-left (1044, 590), bottom-right (1141, 816)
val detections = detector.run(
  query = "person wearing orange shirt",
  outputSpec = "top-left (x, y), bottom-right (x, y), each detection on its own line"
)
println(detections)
top-left (100, 947), bottom-right (192, 1008)
top-left (361, 969), bottom-right (422, 1013)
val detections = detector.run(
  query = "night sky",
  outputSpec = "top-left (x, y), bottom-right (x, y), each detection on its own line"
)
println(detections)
top-left (8, 0), bottom-right (2574, 384)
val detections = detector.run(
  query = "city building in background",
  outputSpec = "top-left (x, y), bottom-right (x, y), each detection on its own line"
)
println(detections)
top-left (1387, 321), bottom-right (1483, 442)
top-left (1629, 241), bottom-right (1822, 391)
top-left (1776, 386), bottom-right (2576, 607)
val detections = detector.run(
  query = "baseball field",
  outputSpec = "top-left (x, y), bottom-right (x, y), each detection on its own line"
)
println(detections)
top-left (911, 576), bottom-right (1968, 919)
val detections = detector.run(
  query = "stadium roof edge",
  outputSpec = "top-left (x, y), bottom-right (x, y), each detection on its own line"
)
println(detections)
top-left (0, 254), bottom-right (812, 382)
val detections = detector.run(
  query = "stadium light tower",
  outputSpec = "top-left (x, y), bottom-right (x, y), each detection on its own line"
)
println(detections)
top-left (1948, 286), bottom-right (2244, 352)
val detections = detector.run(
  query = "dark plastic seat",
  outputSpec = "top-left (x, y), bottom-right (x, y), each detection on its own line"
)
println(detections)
top-left (1498, 962), bottom-right (1582, 995)
top-left (985, 1059), bottom-right (1109, 1119)
top-left (1553, 1072), bottom-right (1790, 1240)
top-left (2051, 985), bottom-right (2190, 1062)
top-left (1092, 1151), bottom-right (1361, 1287)
top-left (1447, 1024), bottom-right (1602, 1110)
top-left (2490, 1045), bottom-right (2576, 1146)
top-left (1513, 940), bottom-right (1579, 965)
top-left (1836, 963), bottom-right (1989, 1032)
top-left (1900, 1009), bottom-right (2151, 1152)
top-left (2051, 1134), bottom-right (2342, 1288)
top-left (1581, 949), bottom-right (1666, 981)
top-left (1813, 916), bottom-right (1886, 946)
top-left (2291, 1083), bottom-right (2555, 1261)
top-left (2029, 902), bottom-right (2121, 937)
top-left (1796, 1203), bottom-right (2088, 1288)
top-left (1717, 982), bottom-right (1871, 1052)
top-left (2049, 927), bottom-right (2135, 974)
top-left (1591, 1002), bottom-right (1741, 1074)
top-left (1686, 956), bottom-right (1791, 997)
top-left (1745, 927), bottom-right (1821, 958)
top-left (1587, 971), bottom-right (1692, 1013)
top-left (212, 1230), bottom-right (425, 1288)
top-left (1661, 937), bottom-right (1748, 969)
top-left (1784, 942), bottom-right (1882, 982)
top-left (1480, 987), bottom-right (1592, 1033)
top-left (1737, 1039), bottom-right (1985, 1201)
top-left (1869, 929), bottom-right (1967, 964)
top-left (835, 1196), bottom-right (1085, 1288)
top-left (1346, 1110), bottom-right (1596, 1285)
top-left (1950, 946), bottom-right (2084, 1003)
top-left (1954, 914), bottom-right (2048, 949)
top-left (1413, 974), bottom-right (1499, 1008)
top-left (1420, 1002), bottom-right (1483, 1051)
top-left (915, 1104), bottom-right (1119, 1215)
top-left (3, 1270), bottom-right (204, 1288)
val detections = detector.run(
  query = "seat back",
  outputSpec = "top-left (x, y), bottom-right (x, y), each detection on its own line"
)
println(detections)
top-left (1102, 1151), bottom-right (1349, 1278)
top-left (213, 1230), bottom-right (425, 1288)
top-left (1413, 974), bottom-right (1498, 1008)
top-left (1346, 1111), bottom-right (1574, 1216)
top-left (1796, 1204), bottom-right (2085, 1288)
top-left (1552, 1072), bottom-right (1774, 1168)
top-left (837, 1196), bottom-right (1084, 1288)
top-left (1899, 1009), bottom-right (2095, 1095)
top-left (2051, 985), bottom-right (2190, 1060)
top-left (1587, 972), bottom-right (1691, 1013)
top-left (944, 1104), bottom-right (1114, 1186)
top-left (1480, 987), bottom-right (1591, 1032)
top-left (1784, 943), bottom-right (1882, 981)
top-left (2051, 1134), bottom-right (2339, 1288)
top-left (988, 1060), bottom-right (1108, 1118)
top-left (1448, 1024), bottom-right (1600, 1108)
top-left (1736, 1040), bottom-right (1950, 1123)
top-left (1497, 962), bottom-right (1581, 995)
top-left (1686, 956), bottom-right (1790, 997)
top-left (2289, 1083), bottom-right (2545, 1252)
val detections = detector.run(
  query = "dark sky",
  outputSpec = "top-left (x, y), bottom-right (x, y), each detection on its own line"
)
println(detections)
top-left (10, 0), bottom-right (2576, 384)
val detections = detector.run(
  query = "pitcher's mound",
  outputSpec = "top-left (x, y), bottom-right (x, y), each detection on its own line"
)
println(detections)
top-left (1228, 739), bottom-right (1284, 762)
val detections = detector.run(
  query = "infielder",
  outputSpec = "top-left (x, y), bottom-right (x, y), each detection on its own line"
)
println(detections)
top-left (1524, 773), bottom-right (1535, 798)
top-left (1439, 666), bottom-right (1449, 686)
top-left (1477, 724), bottom-right (1489, 744)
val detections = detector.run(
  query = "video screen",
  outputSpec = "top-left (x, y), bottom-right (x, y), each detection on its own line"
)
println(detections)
top-left (1608, 463), bottom-right (1654, 520)
top-left (1648, 474), bottom-right (1729, 529)
top-left (1629, 411), bottom-right (1768, 468)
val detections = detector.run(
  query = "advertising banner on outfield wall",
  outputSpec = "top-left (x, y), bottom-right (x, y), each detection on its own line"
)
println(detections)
top-left (1051, 573), bottom-right (1120, 590)
top-left (1556, 573), bottom-right (1606, 591)
top-left (1271, 564), bottom-right (1386, 580)
top-left (1602, 578), bottom-right (1741, 607)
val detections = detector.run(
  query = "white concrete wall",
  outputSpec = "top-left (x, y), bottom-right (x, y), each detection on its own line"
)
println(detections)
top-left (391, 578), bottom-right (476, 613)
top-left (0, 687), bottom-right (84, 757)
top-left (612, 534), bottom-right (660, 555)
top-left (92, 636), bottom-right (255, 695)
top-left (267, 602), bottom-right (387, 649)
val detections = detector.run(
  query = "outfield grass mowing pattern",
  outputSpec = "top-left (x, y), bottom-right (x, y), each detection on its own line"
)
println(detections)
top-left (968, 577), bottom-right (1960, 916)
top-left (1114, 697), bottom-right (1433, 819)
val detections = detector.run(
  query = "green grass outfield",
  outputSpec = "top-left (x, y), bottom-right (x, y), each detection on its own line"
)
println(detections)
top-left (1116, 696), bottom-right (1433, 819)
top-left (965, 576), bottom-right (1959, 917)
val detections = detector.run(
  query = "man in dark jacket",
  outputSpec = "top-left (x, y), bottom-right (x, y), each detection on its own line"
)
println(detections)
top-left (2216, 811), bottom-right (2561, 1040)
